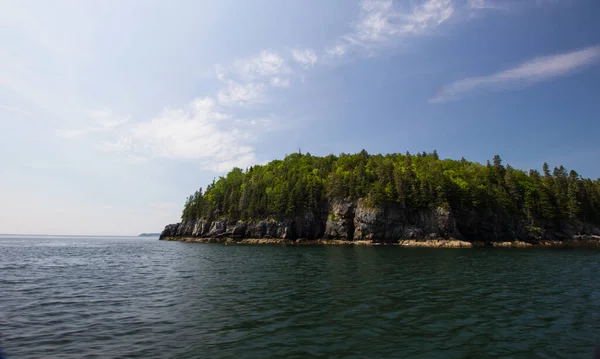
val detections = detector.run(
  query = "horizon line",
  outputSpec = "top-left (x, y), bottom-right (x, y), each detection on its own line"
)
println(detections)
top-left (0, 233), bottom-right (160, 237)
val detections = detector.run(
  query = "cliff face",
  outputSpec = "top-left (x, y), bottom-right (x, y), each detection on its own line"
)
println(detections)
top-left (160, 198), bottom-right (600, 243)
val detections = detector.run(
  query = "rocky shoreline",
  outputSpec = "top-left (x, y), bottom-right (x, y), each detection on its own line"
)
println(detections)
top-left (160, 235), bottom-right (600, 248)
top-left (160, 198), bottom-right (600, 248)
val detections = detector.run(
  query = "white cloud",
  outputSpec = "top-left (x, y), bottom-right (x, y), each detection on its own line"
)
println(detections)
top-left (52, 0), bottom-right (567, 173)
top-left (291, 48), bottom-right (318, 68)
top-left (231, 50), bottom-right (285, 80)
top-left (58, 49), bottom-right (282, 172)
top-left (217, 81), bottom-right (266, 106)
top-left (327, 0), bottom-right (563, 58)
top-left (90, 0), bottom-right (464, 171)
top-left (352, 0), bottom-right (396, 43)
top-left (431, 45), bottom-right (600, 103)
top-left (105, 97), bottom-right (262, 171)
top-left (270, 77), bottom-right (290, 87)
top-left (402, 0), bottom-right (454, 35)
top-left (50, 0), bottom-right (571, 173)
top-left (327, 0), bottom-right (559, 57)
top-left (342, 0), bottom-right (454, 48)
top-left (212, 49), bottom-right (291, 110)
top-left (325, 44), bottom-right (348, 57)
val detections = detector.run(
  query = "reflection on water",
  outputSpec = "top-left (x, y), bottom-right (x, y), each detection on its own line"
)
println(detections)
top-left (1, 236), bottom-right (600, 358)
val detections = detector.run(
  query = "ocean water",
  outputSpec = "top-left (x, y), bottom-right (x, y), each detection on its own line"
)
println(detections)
top-left (1, 235), bottom-right (600, 358)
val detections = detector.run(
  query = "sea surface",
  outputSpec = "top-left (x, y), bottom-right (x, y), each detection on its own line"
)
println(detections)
top-left (2, 235), bottom-right (600, 358)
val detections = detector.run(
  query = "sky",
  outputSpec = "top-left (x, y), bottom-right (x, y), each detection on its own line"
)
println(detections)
top-left (1, 0), bottom-right (600, 235)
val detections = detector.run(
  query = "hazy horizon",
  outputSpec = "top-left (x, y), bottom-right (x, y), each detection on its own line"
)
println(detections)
top-left (0, 233), bottom-right (159, 237)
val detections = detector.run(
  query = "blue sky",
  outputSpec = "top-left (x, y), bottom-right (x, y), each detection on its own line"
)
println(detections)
top-left (1, 0), bottom-right (600, 235)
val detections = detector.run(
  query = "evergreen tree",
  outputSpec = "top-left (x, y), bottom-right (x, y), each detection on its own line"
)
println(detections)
top-left (177, 151), bottom-right (600, 228)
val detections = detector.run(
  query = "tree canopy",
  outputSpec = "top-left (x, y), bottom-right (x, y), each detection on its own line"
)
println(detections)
top-left (180, 151), bottom-right (600, 227)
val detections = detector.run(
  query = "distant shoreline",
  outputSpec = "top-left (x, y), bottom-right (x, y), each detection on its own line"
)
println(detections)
top-left (159, 236), bottom-right (600, 248)
top-left (0, 234), bottom-right (143, 238)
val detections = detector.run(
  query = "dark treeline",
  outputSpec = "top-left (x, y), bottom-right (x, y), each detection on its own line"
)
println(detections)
top-left (181, 150), bottom-right (600, 228)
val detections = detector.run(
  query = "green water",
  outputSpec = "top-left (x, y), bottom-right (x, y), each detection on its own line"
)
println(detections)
top-left (2, 236), bottom-right (600, 358)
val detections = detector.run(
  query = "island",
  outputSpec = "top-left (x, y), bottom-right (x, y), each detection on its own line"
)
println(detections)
top-left (138, 233), bottom-right (161, 237)
top-left (159, 150), bottom-right (600, 247)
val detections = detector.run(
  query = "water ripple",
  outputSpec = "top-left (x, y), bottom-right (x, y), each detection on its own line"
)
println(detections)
top-left (2, 238), bottom-right (600, 358)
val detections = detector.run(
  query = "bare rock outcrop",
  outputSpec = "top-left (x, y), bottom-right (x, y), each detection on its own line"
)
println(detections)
top-left (160, 197), bottom-right (600, 245)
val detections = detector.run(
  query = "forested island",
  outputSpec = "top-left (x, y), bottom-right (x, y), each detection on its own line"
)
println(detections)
top-left (160, 151), bottom-right (600, 247)
top-left (138, 233), bottom-right (160, 237)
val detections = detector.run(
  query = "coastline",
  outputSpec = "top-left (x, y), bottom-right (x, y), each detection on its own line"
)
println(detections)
top-left (159, 236), bottom-right (600, 248)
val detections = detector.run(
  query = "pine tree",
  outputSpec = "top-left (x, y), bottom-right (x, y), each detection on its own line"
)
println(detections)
top-left (177, 152), bottom-right (600, 228)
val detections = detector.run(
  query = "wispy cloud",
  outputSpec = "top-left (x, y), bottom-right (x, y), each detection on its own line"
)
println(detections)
top-left (291, 48), bottom-right (318, 68)
top-left (327, 0), bottom-right (559, 57)
top-left (97, 97), bottom-right (264, 172)
top-left (352, 0), bottom-right (397, 43)
top-left (325, 44), bottom-right (348, 57)
top-left (0, 104), bottom-right (29, 116)
top-left (339, 0), bottom-right (454, 51)
top-left (54, 0), bottom-right (568, 172)
top-left (213, 49), bottom-right (292, 108)
top-left (431, 45), bottom-right (600, 103)
top-left (217, 81), bottom-right (267, 106)
top-left (402, 0), bottom-right (454, 35)
top-left (66, 46), bottom-right (291, 172)
top-left (231, 50), bottom-right (286, 81)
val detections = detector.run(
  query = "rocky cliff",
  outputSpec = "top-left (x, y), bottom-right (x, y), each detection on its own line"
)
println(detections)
top-left (160, 198), bottom-right (600, 245)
